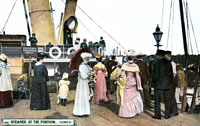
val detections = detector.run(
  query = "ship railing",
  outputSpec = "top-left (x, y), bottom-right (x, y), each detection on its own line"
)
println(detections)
top-left (0, 44), bottom-right (100, 59)
top-left (0, 46), bottom-right (22, 58)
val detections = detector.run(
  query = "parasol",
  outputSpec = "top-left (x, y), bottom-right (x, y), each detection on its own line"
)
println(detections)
top-left (93, 53), bottom-right (103, 58)
top-left (69, 48), bottom-right (92, 73)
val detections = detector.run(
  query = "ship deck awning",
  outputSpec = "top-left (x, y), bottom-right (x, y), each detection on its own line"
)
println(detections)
top-left (0, 34), bottom-right (26, 47)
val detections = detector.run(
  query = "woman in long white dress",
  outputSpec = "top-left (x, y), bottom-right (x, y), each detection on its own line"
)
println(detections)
top-left (73, 52), bottom-right (92, 116)
top-left (0, 54), bottom-right (13, 108)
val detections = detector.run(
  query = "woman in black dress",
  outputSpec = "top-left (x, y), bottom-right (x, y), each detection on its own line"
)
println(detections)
top-left (30, 53), bottom-right (51, 110)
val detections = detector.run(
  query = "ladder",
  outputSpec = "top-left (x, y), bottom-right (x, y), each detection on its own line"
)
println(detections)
top-left (189, 62), bottom-right (200, 113)
top-left (181, 61), bottom-right (200, 112)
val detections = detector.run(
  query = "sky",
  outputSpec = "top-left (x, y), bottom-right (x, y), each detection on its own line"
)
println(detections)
top-left (0, 0), bottom-right (199, 55)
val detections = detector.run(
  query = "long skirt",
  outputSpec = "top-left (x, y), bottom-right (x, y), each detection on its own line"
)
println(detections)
top-left (119, 85), bottom-right (143, 118)
top-left (92, 73), bottom-right (109, 104)
top-left (30, 83), bottom-right (51, 110)
top-left (0, 91), bottom-right (13, 108)
top-left (73, 78), bottom-right (90, 116)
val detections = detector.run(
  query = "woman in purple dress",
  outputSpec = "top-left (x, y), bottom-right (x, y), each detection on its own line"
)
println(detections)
top-left (118, 50), bottom-right (143, 118)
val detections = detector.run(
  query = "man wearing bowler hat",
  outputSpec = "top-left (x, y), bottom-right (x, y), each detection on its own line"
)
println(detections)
top-left (152, 50), bottom-right (173, 119)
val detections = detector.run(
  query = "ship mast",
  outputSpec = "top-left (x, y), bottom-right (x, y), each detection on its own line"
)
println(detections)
top-left (22, 0), bottom-right (31, 38)
top-left (179, 0), bottom-right (189, 112)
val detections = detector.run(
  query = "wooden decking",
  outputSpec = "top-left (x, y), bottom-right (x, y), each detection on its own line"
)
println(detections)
top-left (0, 91), bottom-right (200, 126)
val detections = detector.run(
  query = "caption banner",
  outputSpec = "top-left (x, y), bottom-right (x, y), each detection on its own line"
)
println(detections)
top-left (2, 119), bottom-right (76, 126)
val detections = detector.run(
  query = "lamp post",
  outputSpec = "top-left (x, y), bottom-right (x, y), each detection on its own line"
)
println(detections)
top-left (153, 25), bottom-right (163, 50)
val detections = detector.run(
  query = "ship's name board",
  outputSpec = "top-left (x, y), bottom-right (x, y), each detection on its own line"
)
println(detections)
top-left (22, 46), bottom-right (38, 56)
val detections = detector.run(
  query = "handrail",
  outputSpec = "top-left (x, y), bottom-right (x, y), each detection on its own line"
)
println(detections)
top-left (0, 45), bottom-right (101, 58)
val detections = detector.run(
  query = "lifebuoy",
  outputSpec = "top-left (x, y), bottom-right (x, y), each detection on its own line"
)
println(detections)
top-left (67, 47), bottom-right (77, 55)
top-left (49, 47), bottom-right (62, 59)
top-left (98, 46), bottom-right (104, 56)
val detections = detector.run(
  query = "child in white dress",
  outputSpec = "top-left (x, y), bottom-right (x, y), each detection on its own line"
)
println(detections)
top-left (57, 73), bottom-right (70, 106)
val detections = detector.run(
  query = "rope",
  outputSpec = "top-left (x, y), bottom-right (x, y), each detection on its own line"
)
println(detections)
top-left (105, 46), bottom-right (113, 55)
top-left (77, 5), bottom-right (126, 51)
top-left (170, 0), bottom-right (175, 51)
top-left (161, 0), bottom-right (165, 30)
top-left (166, 0), bottom-right (173, 50)
top-left (185, 0), bottom-right (193, 54)
top-left (76, 17), bottom-right (98, 41)
top-left (1, 0), bottom-right (18, 32)
top-left (77, 16), bottom-right (115, 54)
top-left (187, 2), bottom-right (199, 54)
top-left (76, 17), bottom-right (113, 54)
top-left (59, 0), bottom-right (126, 51)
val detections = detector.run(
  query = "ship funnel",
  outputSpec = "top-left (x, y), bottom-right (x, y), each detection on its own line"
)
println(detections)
top-left (59, 0), bottom-right (78, 45)
top-left (27, 0), bottom-right (55, 45)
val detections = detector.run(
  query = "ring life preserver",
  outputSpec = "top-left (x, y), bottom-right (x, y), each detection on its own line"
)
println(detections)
top-left (98, 46), bottom-right (104, 56)
top-left (49, 47), bottom-right (62, 59)
top-left (67, 47), bottom-right (77, 55)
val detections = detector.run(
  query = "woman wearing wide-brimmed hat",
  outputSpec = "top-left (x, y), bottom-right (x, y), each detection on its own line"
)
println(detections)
top-left (73, 52), bottom-right (92, 116)
top-left (0, 54), bottom-right (13, 108)
top-left (30, 52), bottom-right (51, 110)
top-left (118, 50), bottom-right (143, 118)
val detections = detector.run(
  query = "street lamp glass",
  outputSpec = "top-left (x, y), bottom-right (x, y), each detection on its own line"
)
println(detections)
top-left (153, 25), bottom-right (163, 42)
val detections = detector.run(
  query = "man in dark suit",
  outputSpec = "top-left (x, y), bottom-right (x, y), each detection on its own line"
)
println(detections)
top-left (152, 50), bottom-right (173, 119)
top-left (136, 53), bottom-right (151, 108)
top-left (165, 51), bottom-right (179, 117)
top-left (106, 56), bottom-right (118, 94)
top-left (80, 38), bottom-right (88, 48)
top-left (29, 33), bottom-right (38, 46)
top-left (99, 36), bottom-right (106, 48)
top-left (148, 55), bottom-right (155, 99)
top-left (46, 42), bottom-right (53, 52)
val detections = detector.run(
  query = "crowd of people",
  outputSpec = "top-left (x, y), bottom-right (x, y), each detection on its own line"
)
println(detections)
top-left (44, 36), bottom-right (106, 54)
top-left (69, 48), bottom-right (187, 119)
top-left (0, 46), bottom-right (191, 120)
top-left (75, 37), bottom-right (106, 54)
top-left (108, 49), bottom-right (184, 119)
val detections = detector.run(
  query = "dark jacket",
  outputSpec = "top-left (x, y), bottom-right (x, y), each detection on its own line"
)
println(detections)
top-left (33, 64), bottom-right (49, 84)
top-left (149, 60), bottom-right (155, 79)
top-left (80, 42), bottom-right (88, 48)
top-left (136, 59), bottom-right (149, 84)
top-left (99, 40), bottom-right (106, 48)
top-left (106, 60), bottom-right (118, 76)
top-left (148, 60), bottom-right (155, 87)
top-left (152, 58), bottom-right (173, 89)
top-left (54, 72), bottom-right (62, 82)
top-left (29, 37), bottom-right (37, 46)
top-left (30, 63), bottom-right (50, 110)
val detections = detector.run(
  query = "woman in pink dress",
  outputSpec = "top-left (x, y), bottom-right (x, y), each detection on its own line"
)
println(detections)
top-left (92, 53), bottom-right (109, 104)
top-left (118, 50), bottom-right (143, 118)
